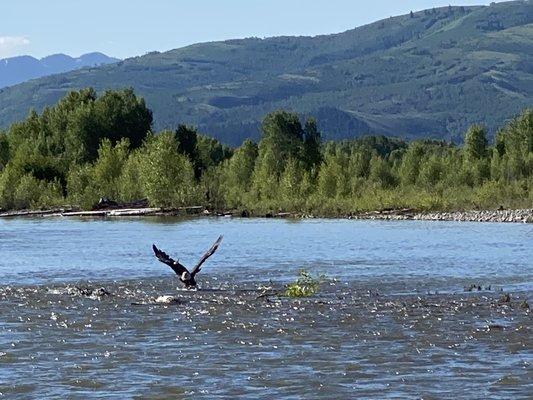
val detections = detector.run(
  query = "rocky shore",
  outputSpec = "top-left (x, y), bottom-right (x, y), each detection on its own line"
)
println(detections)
top-left (349, 208), bottom-right (533, 223)
top-left (1, 206), bottom-right (532, 223)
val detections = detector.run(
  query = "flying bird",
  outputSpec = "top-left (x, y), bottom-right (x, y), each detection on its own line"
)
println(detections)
top-left (152, 235), bottom-right (223, 288)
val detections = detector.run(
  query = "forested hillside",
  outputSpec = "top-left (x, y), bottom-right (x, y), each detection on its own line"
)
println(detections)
top-left (0, 2), bottom-right (531, 145)
top-left (0, 89), bottom-right (531, 213)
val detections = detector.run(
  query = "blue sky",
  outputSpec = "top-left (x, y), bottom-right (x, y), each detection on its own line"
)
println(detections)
top-left (2, 0), bottom-right (494, 59)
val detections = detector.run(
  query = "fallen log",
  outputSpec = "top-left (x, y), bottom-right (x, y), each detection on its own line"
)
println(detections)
top-left (61, 208), bottom-right (162, 217)
top-left (108, 208), bottom-right (161, 217)
top-left (0, 205), bottom-right (207, 219)
top-left (0, 208), bottom-right (77, 218)
top-left (61, 210), bottom-right (108, 217)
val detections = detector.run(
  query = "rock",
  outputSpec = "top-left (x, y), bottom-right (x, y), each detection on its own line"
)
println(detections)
top-left (68, 286), bottom-right (112, 298)
top-left (464, 284), bottom-right (483, 292)
top-left (373, 209), bottom-right (533, 224)
top-left (155, 295), bottom-right (184, 304)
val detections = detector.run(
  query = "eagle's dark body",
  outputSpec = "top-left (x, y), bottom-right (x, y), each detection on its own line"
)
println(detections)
top-left (152, 236), bottom-right (223, 288)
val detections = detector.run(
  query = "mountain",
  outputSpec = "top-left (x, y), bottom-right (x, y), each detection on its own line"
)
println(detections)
top-left (0, 2), bottom-right (531, 145)
top-left (0, 52), bottom-right (119, 89)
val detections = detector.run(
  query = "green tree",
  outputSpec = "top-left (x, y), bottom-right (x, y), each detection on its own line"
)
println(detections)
top-left (0, 132), bottom-right (10, 171)
top-left (138, 132), bottom-right (198, 207)
top-left (302, 118), bottom-right (322, 171)
top-left (464, 125), bottom-right (488, 160)
top-left (418, 156), bottom-right (444, 188)
top-left (222, 140), bottom-right (258, 208)
top-left (200, 167), bottom-right (225, 209)
top-left (398, 142), bottom-right (425, 185)
top-left (66, 164), bottom-right (96, 209)
top-left (258, 111), bottom-right (304, 175)
top-left (175, 125), bottom-right (200, 176)
top-left (497, 109), bottom-right (533, 180)
top-left (490, 148), bottom-right (502, 181)
top-left (369, 155), bottom-right (396, 188)
top-left (174, 125), bottom-right (232, 180)
top-left (66, 138), bottom-right (130, 208)
top-left (118, 150), bottom-right (145, 202)
top-left (348, 149), bottom-right (372, 180)
top-left (196, 135), bottom-right (233, 175)
top-left (317, 151), bottom-right (344, 198)
top-left (13, 175), bottom-right (43, 210)
top-left (5, 87), bottom-right (152, 201)
top-left (279, 158), bottom-right (305, 206)
top-left (93, 88), bottom-right (153, 151)
top-left (0, 164), bottom-right (22, 209)
top-left (251, 147), bottom-right (280, 202)
top-left (90, 138), bottom-right (130, 200)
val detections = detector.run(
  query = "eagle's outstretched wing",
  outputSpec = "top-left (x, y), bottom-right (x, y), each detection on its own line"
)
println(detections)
top-left (152, 244), bottom-right (189, 276)
top-left (191, 235), bottom-right (223, 276)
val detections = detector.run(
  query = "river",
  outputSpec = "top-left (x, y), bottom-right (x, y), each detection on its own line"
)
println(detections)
top-left (0, 217), bottom-right (531, 398)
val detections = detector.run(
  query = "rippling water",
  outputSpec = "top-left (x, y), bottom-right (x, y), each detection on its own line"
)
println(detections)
top-left (0, 217), bottom-right (531, 399)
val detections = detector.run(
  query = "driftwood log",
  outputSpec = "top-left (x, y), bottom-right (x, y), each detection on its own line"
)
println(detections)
top-left (0, 203), bottom-right (207, 219)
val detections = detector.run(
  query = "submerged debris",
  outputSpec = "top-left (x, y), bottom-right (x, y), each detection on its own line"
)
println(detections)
top-left (464, 284), bottom-right (493, 292)
top-left (499, 293), bottom-right (511, 303)
top-left (66, 286), bottom-right (112, 299)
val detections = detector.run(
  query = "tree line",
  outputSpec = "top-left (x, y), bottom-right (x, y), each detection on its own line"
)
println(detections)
top-left (0, 88), bottom-right (531, 214)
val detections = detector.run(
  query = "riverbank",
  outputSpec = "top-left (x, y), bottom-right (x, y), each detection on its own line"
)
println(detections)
top-left (0, 206), bottom-right (532, 223)
top-left (346, 208), bottom-right (533, 223)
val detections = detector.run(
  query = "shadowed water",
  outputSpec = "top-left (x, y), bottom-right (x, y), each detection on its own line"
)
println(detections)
top-left (0, 217), bottom-right (531, 399)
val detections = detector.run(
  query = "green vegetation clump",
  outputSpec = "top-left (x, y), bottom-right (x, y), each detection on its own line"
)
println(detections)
top-left (285, 270), bottom-right (325, 298)
top-left (0, 88), bottom-right (531, 213)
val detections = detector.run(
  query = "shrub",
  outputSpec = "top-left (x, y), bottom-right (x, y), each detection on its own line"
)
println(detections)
top-left (285, 269), bottom-right (325, 298)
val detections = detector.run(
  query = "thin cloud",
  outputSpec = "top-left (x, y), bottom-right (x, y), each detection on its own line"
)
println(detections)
top-left (0, 36), bottom-right (30, 58)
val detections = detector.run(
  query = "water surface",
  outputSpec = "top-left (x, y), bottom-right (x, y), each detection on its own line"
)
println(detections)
top-left (0, 217), bottom-right (531, 398)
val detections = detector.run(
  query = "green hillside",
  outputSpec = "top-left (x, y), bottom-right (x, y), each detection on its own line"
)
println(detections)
top-left (0, 1), bottom-right (531, 145)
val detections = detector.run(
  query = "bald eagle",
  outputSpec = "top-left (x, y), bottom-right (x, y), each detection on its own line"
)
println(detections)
top-left (152, 235), bottom-right (223, 288)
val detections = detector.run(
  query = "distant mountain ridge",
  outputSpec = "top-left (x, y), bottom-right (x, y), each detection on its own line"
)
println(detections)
top-left (0, 52), bottom-right (119, 89)
top-left (0, 1), bottom-right (531, 145)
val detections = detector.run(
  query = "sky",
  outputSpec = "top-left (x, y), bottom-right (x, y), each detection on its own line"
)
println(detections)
top-left (1, 0), bottom-right (496, 60)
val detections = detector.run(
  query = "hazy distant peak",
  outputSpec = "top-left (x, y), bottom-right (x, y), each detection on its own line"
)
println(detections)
top-left (0, 52), bottom-right (119, 89)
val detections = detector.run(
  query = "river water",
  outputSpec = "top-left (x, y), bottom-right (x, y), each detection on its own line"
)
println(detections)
top-left (0, 217), bottom-right (531, 399)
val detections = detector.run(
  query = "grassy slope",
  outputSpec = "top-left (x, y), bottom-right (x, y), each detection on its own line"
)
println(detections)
top-left (0, 2), bottom-right (531, 145)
